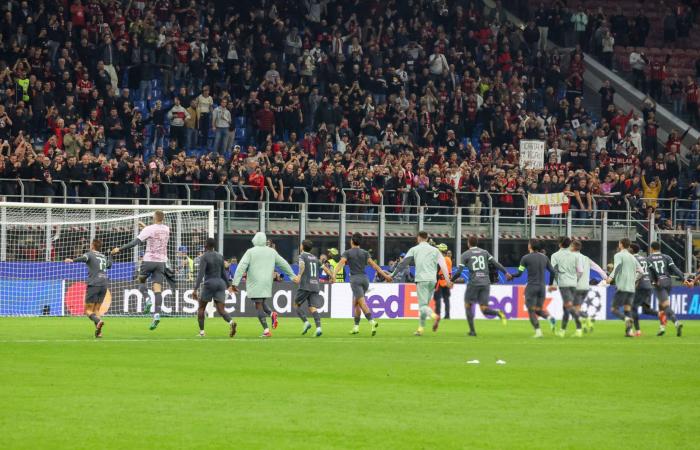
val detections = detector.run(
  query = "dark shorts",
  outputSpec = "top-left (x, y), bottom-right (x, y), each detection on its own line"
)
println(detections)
top-left (200, 279), bottom-right (227, 303)
top-left (295, 289), bottom-right (323, 308)
top-left (613, 291), bottom-right (635, 308)
top-left (139, 261), bottom-right (166, 284)
top-left (350, 275), bottom-right (370, 300)
top-left (85, 285), bottom-right (108, 304)
top-left (634, 288), bottom-right (653, 308)
top-left (434, 286), bottom-right (451, 301)
top-left (465, 284), bottom-right (490, 305)
top-left (574, 290), bottom-right (588, 306)
top-left (655, 283), bottom-right (671, 303)
top-left (251, 298), bottom-right (269, 304)
top-left (559, 287), bottom-right (576, 304)
top-left (525, 284), bottom-right (546, 309)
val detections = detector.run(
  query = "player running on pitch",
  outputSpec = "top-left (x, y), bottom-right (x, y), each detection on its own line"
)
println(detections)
top-left (391, 231), bottom-right (452, 336)
top-left (647, 242), bottom-right (685, 337)
top-left (293, 239), bottom-right (335, 337)
top-left (607, 238), bottom-right (643, 337)
top-left (451, 236), bottom-right (512, 336)
top-left (630, 243), bottom-right (663, 336)
top-left (333, 233), bottom-right (392, 336)
top-left (65, 238), bottom-right (111, 338)
top-left (192, 238), bottom-right (237, 338)
top-left (550, 237), bottom-right (584, 337)
top-left (232, 232), bottom-right (295, 337)
top-left (112, 210), bottom-right (170, 330)
top-left (570, 240), bottom-right (608, 333)
top-left (512, 239), bottom-right (557, 338)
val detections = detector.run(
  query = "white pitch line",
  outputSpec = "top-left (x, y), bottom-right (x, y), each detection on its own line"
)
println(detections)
top-left (0, 338), bottom-right (698, 344)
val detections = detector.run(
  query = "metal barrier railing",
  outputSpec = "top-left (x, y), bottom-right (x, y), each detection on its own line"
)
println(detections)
top-left (2, 180), bottom-right (698, 249)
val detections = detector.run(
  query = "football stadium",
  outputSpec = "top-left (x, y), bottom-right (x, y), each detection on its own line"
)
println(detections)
top-left (1, 0), bottom-right (700, 449)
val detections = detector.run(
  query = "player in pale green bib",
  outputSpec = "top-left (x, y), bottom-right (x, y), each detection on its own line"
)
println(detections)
top-left (607, 238), bottom-right (642, 337)
top-left (391, 231), bottom-right (452, 336)
top-left (550, 237), bottom-right (584, 337)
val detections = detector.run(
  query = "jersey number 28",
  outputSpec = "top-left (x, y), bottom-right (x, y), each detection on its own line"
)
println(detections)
top-left (470, 255), bottom-right (486, 271)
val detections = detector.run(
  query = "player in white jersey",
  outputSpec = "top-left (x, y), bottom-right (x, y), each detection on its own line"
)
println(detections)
top-left (113, 210), bottom-right (171, 330)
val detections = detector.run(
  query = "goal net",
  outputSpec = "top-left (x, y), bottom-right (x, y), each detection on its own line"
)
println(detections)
top-left (0, 202), bottom-right (215, 317)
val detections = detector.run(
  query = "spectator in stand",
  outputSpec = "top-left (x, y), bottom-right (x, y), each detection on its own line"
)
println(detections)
top-left (167, 97), bottom-right (190, 150)
top-left (629, 50), bottom-right (648, 93)
top-left (669, 72), bottom-right (684, 117)
top-left (185, 100), bottom-right (198, 151)
top-left (599, 79), bottom-right (615, 112)
top-left (601, 30), bottom-right (614, 70)
top-left (256, 100), bottom-right (275, 148)
top-left (648, 58), bottom-right (666, 102)
top-left (610, 7), bottom-right (629, 47)
top-left (104, 107), bottom-right (123, 158)
top-left (212, 98), bottom-right (232, 155)
top-left (534, 2), bottom-right (551, 51)
top-left (194, 86), bottom-right (214, 147)
top-left (571, 7), bottom-right (588, 50)
top-left (686, 76), bottom-right (700, 128)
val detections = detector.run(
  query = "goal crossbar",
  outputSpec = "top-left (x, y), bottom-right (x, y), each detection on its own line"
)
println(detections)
top-left (0, 202), bottom-right (216, 316)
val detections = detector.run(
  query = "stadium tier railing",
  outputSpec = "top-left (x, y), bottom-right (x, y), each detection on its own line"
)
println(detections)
top-left (2, 178), bottom-right (698, 261)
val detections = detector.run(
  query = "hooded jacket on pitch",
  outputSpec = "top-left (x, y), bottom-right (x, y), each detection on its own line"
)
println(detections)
top-left (232, 232), bottom-right (295, 298)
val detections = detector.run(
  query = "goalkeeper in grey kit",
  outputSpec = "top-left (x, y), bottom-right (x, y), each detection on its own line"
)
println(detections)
top-left (65, 238), bottom-right (112, 338)
top-left (192, 238), bottom-right (237, 338)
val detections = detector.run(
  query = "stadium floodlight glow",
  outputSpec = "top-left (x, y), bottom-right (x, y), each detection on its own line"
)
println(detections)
top-left (0, 202), bottom-right (214, 317)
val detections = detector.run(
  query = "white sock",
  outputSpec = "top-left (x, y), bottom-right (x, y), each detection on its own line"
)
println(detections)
top-left (264, 328), bottom-right (270, 333)
top-left (154, 313), bottom-right (160, 320)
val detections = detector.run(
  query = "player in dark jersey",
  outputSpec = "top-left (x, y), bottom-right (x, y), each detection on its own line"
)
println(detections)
top-left (293, 239), bottom-right (335, 337)
top-left (630, 243), bottom-right (663, 336)
top-left (65, 239), bottom-right (111, 338)
top-left (333, 233), bottom-right (393, 335)
top-left (647, 242), bottom-right (685, 337)
top-left (192, 238), bottom-right (237, 338)
top-left (513, 239), bottom-right (557, 338)
top-left (452, 236), bottom-right (512, 336)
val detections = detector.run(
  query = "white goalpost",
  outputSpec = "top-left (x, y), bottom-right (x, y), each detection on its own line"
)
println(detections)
top-left (0, 202), bottom-right (215, 317)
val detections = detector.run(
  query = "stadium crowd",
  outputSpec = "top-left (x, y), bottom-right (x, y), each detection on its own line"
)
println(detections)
top-left (510, 0), bottom-right (700, 128)
top-left (0, 0), bottom-right (698, 226)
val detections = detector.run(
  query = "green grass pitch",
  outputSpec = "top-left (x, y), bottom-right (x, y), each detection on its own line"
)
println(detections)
top-left (0, 317), bottom-right (697, 450)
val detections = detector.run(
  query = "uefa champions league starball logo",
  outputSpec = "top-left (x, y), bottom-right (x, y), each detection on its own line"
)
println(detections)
top-left (581, 290), bottom-right (604, 318)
